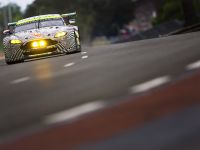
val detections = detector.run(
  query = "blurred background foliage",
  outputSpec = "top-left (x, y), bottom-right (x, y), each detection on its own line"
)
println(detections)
top-left (152, 0), bottom-right (184, 25)
top-left (25, 0), bottom-right (135, 42)
top-left (153, 0), bottom-right (200, 26)
top-left (0, 0), bottom-right (200, 47)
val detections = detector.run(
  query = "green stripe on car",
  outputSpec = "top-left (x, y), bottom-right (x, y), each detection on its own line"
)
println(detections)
top-left (16, 15), bottom-right (62, 25)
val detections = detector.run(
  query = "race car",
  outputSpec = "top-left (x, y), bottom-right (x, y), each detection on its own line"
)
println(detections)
top-left (3, 12), bottom-right (81, 64)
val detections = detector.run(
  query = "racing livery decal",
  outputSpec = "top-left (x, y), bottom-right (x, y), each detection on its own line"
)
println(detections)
top-left (3, 13), bottom-right (81, 64)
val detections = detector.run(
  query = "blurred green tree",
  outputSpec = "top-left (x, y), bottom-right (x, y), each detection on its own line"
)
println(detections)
top-left (0, 3), bottom-right (23, 49)
top-left (181, 0), bottom-right (199, 26)
top-left (153, 0), bottom-right (199, 26)
top-left (0, 3), bottom-right (23, 29)
top-left (153, 0), bottom-right (184, 25)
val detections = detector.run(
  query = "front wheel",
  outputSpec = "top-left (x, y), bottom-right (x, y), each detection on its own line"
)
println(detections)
top-left (5, 53), bottom-right (24, 65)
top-left (74, 30), bottom-right (81, 52)
top-left (5, 58), bottom-right (24, 65)
top-left (4, 47), bottom-right (24, 65)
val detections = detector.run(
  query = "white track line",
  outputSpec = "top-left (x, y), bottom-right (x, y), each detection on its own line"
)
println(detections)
top-left (44, 101), bottom-right (106, 125)
top-left (10, 77), bottom-right (30, 84)
top-left (81, 52), bottom-right (87, 54)
top-left (64, 62), bottom-right (75, 68)
top-left (186, 60), bottom-right (200, 70)
top-left (82, 55), bottom-right (88, 59)
top-left (130, 76), bottom-right (170, 94)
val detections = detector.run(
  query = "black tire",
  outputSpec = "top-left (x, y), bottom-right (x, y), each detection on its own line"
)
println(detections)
top-left (74, 30), bottom-right (82, 52)
top-left (5, 60), bottom-right (13, 65)
top-left (4, 49), bottom-right (24, 65)
top-left (5, 58), bottom-right (24, 65)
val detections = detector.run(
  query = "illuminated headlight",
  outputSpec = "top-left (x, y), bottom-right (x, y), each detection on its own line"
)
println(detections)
top-left (32, 41), bottom-right (39, 48)
top-left (39, 41), bottom-right (46, 47)
top-left (31, 40), bottom-right (47, 48)
top-left (10, 39), bottom-right (22, 44)
top-left (55, 31), bottom-right (67, 38)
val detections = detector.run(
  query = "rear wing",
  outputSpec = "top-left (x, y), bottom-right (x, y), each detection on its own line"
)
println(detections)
top-left (61, 12), bottom-right (77, 24)
top-left (61, 12), bottom-right (77, 18)
top-left (8, 22), bottom-right (17, 28)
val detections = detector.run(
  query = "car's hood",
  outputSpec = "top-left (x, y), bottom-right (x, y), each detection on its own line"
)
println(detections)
top-left (10, 26), bottom-right (76, 42)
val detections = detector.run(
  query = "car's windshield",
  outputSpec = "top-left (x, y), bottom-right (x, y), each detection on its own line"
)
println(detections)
top-left (39, 19), bottom-right (64, 28)
top-left (15, 19), bottom-right (64, 33)
top-left (15, 22), bottom-right (37, 33)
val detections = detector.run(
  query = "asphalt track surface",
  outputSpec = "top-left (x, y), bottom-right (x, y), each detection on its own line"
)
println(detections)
top-left (0, 31), bottom-right (200, 149)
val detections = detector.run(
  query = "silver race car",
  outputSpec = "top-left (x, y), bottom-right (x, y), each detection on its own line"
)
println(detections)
top-left (3, 12), bottom-right (81, 64)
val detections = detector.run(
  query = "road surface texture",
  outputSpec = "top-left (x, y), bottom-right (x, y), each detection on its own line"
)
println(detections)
top-left (0, 31), bottom-right (200, 149)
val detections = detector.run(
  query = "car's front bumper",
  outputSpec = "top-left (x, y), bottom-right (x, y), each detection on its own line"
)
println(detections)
top-left (4, 34), bottom-right (76, 62)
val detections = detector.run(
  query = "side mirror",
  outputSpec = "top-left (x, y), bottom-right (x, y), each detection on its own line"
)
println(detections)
top-left (3, 30), bottom-right (12, 35)
top-left (69, 19), bottom-right (76, 24)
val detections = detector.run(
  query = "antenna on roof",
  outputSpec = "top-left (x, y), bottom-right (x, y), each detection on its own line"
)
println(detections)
top-left (35, 4), bottom-right (40, 17)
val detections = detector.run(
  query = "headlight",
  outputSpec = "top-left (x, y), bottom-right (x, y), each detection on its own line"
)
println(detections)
top-left (55, 32), bottom-right (67, 38)
top-left (39, 41), bottom-right (46, 47)
top-left (10, 39), bottom-right (22, 44)
top-left (32, 41), bottom-right (39, 48)
top-left (31, 40), bottom-right (47, 48)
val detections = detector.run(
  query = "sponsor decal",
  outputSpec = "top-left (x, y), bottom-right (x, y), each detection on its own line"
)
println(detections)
top-left (32, 33), bottom-right (42, 37)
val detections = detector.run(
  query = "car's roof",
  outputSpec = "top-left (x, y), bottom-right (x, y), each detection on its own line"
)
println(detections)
top-left (16, 14), bottom-right (62, 26)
